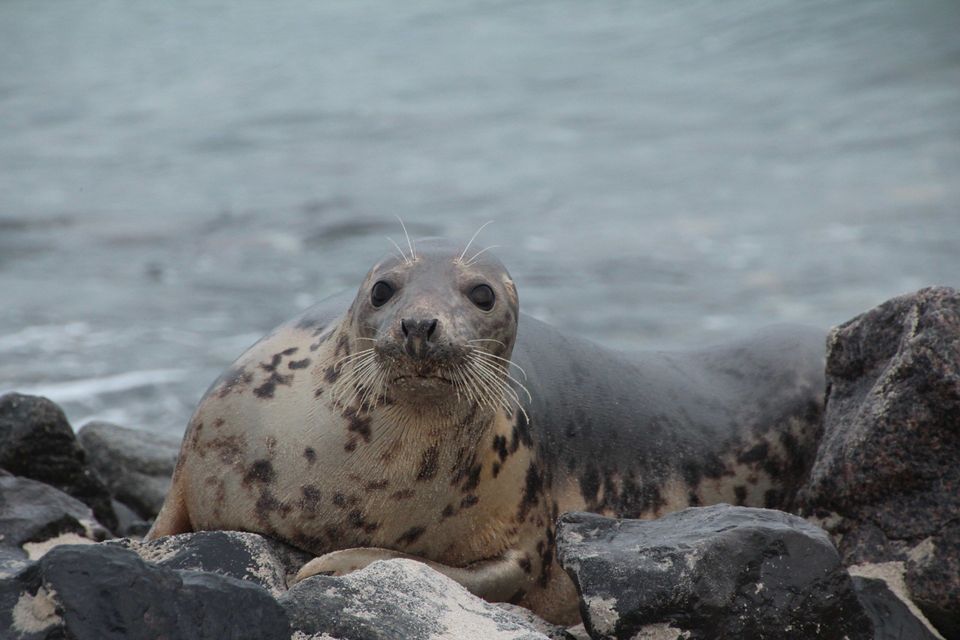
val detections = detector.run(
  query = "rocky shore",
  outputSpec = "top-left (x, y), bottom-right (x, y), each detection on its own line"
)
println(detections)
top-left (1, 287), bottom-right (957, 639)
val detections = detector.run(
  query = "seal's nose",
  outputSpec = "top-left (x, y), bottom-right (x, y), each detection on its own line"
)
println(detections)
top-left (401, 318), bottom-right (438, 358)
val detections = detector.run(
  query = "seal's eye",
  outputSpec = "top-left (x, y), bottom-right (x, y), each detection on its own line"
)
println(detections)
top-left (371, 281), bottom-right (395, 307)
top-left (468, 284), bottom-right (495, 311)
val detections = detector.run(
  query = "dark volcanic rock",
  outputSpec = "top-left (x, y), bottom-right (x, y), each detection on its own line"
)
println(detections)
top-left (280, 558), bottom-right (551, 640)
top-left (799, 286), bottom-right (960, 637)
top-left (0, 474), bottom-right (107, 571)
top-left (556, 506), bottom-right (871, 640)
top-left (112, 530), bottom-right (311, 597)
top-left (852, 576), bottom-right (941, 640)
top-left (0, 393), bottom-right (117, 532)
top-left (77, 420), bottom-right (179, 519)
top-left (0, 543), bottom-right (290, 640)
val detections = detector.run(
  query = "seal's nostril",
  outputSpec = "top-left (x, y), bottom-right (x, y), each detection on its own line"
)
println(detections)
top-left (401, 320), bottom-right (409, 337)
top-left (426, 319), bottom-right (438, 339)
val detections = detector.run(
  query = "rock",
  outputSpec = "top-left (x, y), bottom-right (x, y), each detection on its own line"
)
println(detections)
top-left (112, 530), bottom-right (311, 597)
top-left (799, 287), bottom-right (960, 637)
top-left (77, 420), bottom-right (179, 519)
top-left (0, 393), bottom-right (117, 532)
top-left (852, 576), bottom-right (941, 640)
top-left (280, 558), bottom-right (551, 640)
top-left (905, 526), bottom-right (960, 640)
top-left (0, 475), bottom-right (107, 565)
top-left (495, 603), bottom-right (578, 640)
top-left (111, 498), bottom-right (151, 538)
top-left (556, 506), bottom-right (871, 640)
top-left (0, 543), bottom-right (290, 640)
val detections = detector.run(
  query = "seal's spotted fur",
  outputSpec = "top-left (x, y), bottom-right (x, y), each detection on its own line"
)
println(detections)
top-left (149, 238), bottom-right (825, 624)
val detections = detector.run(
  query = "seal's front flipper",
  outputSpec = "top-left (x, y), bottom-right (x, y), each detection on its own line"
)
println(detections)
top-left (145, 474), bottom-right (193, 539)
top-left (294, 547), bottom-right (528, 602)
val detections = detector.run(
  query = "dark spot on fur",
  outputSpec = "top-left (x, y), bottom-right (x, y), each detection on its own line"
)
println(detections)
top-left (244, 459), bottom-right (275, 485)
top-left (737, 441), bottom-right (770, 465)
top-left (332, 492), bottom-right (354, 508)
top-left (344, 439), bottom-right (357, 452)
top-left (324, 366), bottom-right (339, 383)
top-left (538, 527), bottom-right (555, 587)
top-left (519, 556), bottom-right (532, 574)
top-left (346, 409), bottom-right (372, 443)
top-left (390, 489), bottom-right (415, 501)
top-left (365, 479), bottom-right (389, 492)
top-left (189, 420), bottom-right (204, 449)
top-left (762, 456), bottom-right (785, 479)
top-left (441, 504), bottom-right (455, 518)
top-left (765, 489), bottom-right (782, 509)
top-left (303, 447), bottom-right (317, 463)
top-left (396, 526), bottom-right (426, 546)
top-left (492, 462), bottom-right (501, 478)
top-left (288, 358), bottom-right (311, 370)
top-left (347, 509), bottom-right (377, 533)
top-left (460, 495), bottom-right (479, 509)
top-left (449, 446), bottom-right (471, 484)
top-left (688, 490), bottom-right (701, 506)
top-left (417, 445), bottom-right (440, 481)
top-left (518, 462), bottom-right (543, 521)
top-left (461, 464), bottom-right (482, 494)
top-left (254, 370), bottom-right (294, 399)
top-left (255, 489), bottom-right (291, 521)
top-left (213, 417), bottom-right (225, 428)
top-left (579, 465), bottom-right (601, 505)
top-left (492, 435), bottom-right (508, 462)
top-left (734, 485), bottom-right (747, 505)
top-left (216, 366), bottom-right (253, 398)
top-left (260, 353), bottom-right (283, 373)
top-left (282, 347), bottom-right (298, 356)
top-left (200, 434), bottom-right (245, 466)
top-left (515, 411), bottom-right (533, 446)
top-left (300, 485), bottom-right (322, 512)
top-left (335, 334), bottom-right (350, 357)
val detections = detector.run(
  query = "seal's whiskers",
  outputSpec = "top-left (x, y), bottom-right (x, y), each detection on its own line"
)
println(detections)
top-left (469, 347), bottom-right (528, 381)
top-left (456, 220), bottom-right (494, 264)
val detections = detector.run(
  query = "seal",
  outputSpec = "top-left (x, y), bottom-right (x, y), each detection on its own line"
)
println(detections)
top-left (148, 236), bottom-right (825, 625)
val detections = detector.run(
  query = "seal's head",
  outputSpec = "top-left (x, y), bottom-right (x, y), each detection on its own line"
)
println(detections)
top-left (339, 238), bottom-right (520, 412)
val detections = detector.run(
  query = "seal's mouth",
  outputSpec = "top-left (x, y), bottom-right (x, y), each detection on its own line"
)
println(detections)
top-left (392, 374), bottom-right (453, 385)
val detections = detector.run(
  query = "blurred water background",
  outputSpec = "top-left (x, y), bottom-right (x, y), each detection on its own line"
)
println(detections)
top-left (1, 0), bottom-right (959, 435)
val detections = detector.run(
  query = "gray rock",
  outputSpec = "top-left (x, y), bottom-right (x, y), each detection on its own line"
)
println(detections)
top-left (111, 498), bottom-right (151, 538)
top-left (0, 475), bottom-right (107, 562)
top-left (280, 558), bottom-right (551, 640)
top-left (495, 603), bottom-right (578, 640)
top-left (799, 286), bottom-right (960, 638)
top-left (0, 543), bottom-right (290, 640)
top-left (852, 576), bottom-right (941, 640)
top-left (556, 506), bottom-right (871, 640)
top-left (904, 525), bottom-right (960, 640)
top-left (112, 530), bottom-right (311, 597)
top-left (0, 393), bottom-right (117, 531)
top-left (77, 420), bottom-right (180, 519)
